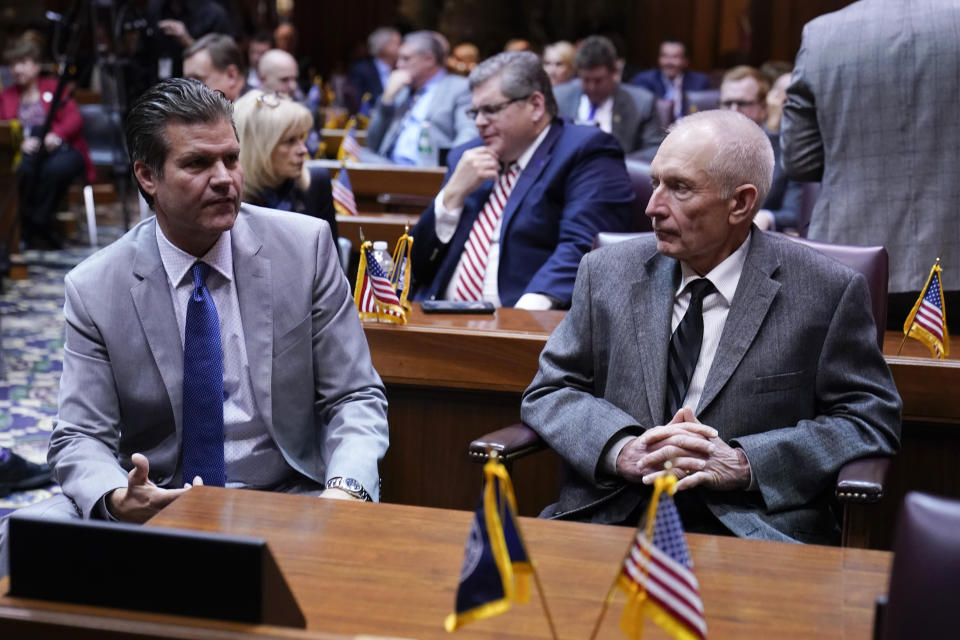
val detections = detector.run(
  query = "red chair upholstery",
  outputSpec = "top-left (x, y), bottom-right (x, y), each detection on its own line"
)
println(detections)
top-left (876, 492), bottom-right (960, 639)
top-left (471, 231), bottom-right (893, 546)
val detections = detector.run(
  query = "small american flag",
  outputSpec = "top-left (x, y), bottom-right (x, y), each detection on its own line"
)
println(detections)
top-left (904, 261), bottom-right (950, 358)
top-left (618, 478), bottom-right (707, 640)
top-left (332, 167), bottom-right (358, 216)
top-left (338, 123), bottom-right (362, 163)
top-left (362, 245), bottom-right (403, 318)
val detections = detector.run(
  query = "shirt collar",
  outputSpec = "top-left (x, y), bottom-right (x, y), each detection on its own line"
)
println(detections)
top-left (515, 123), bottom-right (552, 172)
top-left (676, 229), bottom-right (751, 305)
top-left (156, 223), bottom-right (234, 288)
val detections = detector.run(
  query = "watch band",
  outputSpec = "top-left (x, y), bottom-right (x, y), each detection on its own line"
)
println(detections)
top-left (325, 476), bottom-right (371, 501)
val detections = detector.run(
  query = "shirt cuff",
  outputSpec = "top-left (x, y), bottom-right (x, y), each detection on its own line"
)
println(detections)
top-left (95, 491), bottom-right (121, 521)
top-left (514, 293), bottom-right (555, 310)
top-left (434, 189), bottom-right (463, 244)
top-left (739, 447), bottom-right (758, 491)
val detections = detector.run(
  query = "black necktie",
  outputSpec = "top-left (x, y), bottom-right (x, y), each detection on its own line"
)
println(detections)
top-left (665, 278), bottom-right (716, 422)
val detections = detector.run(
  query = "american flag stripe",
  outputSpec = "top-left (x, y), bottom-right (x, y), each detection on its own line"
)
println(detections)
top-left (629, 538), bottom-right (701, 600)
top-left (622, 567), bottom-right (707, 638)
top-left (625, 546), bottom-right (703, 618)
top-left (917, 303), bottom-right (944, 338)
top-left (341, 133), bottom-right (362, 160)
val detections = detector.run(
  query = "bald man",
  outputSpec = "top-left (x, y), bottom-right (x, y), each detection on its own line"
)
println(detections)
top-left (258, 48), bottom-right (301, 99)
top-left (522, 109), bottom-right (901, 544)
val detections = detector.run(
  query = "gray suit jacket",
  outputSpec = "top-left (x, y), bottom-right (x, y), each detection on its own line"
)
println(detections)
top-left (365, 73), bottom-right (476, 159)
top-left (781, 0), bottom-right (960, 293)
top-left (553, 80), bottom-right (663, 156)
top-left (521, 230), bottom-right (901, 543)
top-left (48, 205), bottom-right (389, 517)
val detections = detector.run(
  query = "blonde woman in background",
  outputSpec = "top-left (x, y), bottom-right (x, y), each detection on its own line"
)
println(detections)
top-left (233, 89), bottom-right (338, 241)
top-left (542, 41), bottom-right (575, 85)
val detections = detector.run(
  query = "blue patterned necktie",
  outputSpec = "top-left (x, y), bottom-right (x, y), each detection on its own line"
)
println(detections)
top-left (181, 262), bottom-right (225, 486)
top-left (664, 278), bottom-right (716, 423)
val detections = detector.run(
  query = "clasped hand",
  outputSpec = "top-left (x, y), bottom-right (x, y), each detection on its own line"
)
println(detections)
top-left (615, 408), bottom-right (751, 492)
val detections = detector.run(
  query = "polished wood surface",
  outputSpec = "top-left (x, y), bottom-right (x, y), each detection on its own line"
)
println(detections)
top-left (367, 306), bottom-right (960, 543)
top-left (309, 160), bottom-right (446, 213)
top-left (0, 487), bottom-right (893, 639)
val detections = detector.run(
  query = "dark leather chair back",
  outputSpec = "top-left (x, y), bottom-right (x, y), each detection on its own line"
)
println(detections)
top-left (654, 98), bottom-right (675, 131)
top-left (796, 182), bottom-right (821, 238)
top-left (624, 160), bottom-right (653, 232)
top-left (78, 104), bottom-right (128, 172)
top-left (786, 236), bottom-right (887, 349)
top-left (590, 232), bottom-right (888, 349)
top-left (879, 492), bottom-right (960, 640)
top-left (685, 89), bottom-right (720, 114)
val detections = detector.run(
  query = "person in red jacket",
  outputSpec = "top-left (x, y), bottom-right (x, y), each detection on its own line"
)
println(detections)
top-left (0, 37), bottom-right (95, 249)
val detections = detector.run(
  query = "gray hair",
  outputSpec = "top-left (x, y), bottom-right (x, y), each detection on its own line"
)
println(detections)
top-left (184, 33), bottom-right (245, 74)
top-left (669, 110), bottom-right (775, 212)
top-left (468, 51), bottom-right (558, 118)
top-left (403, 30), bottom-right (445, 66)
top-left (125, 78), bottom-right (236, 207)
top-left (574, 35), bottom-right (618, 72)
top-left (368, 26), bottom-right (399, 58)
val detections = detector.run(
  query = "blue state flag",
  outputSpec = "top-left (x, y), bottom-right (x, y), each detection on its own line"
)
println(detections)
top-left (445, 458), bottom-right (531, 631)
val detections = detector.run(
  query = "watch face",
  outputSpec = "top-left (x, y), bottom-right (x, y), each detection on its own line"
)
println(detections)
top-left (344, 478), bottom-right (362, 493)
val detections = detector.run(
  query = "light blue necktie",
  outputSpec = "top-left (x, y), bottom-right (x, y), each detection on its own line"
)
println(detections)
top-left (181, 262), bottom-right (225, 486)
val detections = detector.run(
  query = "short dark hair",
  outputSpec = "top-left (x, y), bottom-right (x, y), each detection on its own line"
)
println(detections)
top-left (3, 37), bottom-right (42, 65)
top-left (125, 78), bottom-right (236, 207)
top-left (184, 33), bottom-right (245, 74)
top-left (468, 50), bottom-right (557, 118)
top-left (574, 35), bottom-right (618, 72)
top-left (661, 39), bottom-right (690, 56)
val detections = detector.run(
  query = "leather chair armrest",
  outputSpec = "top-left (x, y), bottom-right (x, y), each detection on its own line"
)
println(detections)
top-left (836, 456), bottom-right (892, 504)
top-left (468, 423), bottom-right (545, 464)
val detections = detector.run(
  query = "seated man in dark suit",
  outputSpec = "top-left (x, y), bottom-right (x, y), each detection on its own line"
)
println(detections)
top-left (410, 51), bottom-right (635, 310)
top-left (718, 65), bottom-right (803, 233)
top-left (522, 109), bottom-right (901, 543)
top-left (631, 40), bottom-right (710, 120)
top-left (553, 35), bottom-right (663, 158)
top-left (347, 26), bottom-right (401, 108)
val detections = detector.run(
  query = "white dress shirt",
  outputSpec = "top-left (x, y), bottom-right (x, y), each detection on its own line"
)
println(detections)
top-left (390, 69), bottom-right (447, 166)
top-left (602, 232), bottom-right (752, 476)
top-left (156, 226), bottom-right (291, 490)
top-left (433, 124), bottom-right (554, 309)
top-left (576, 94), bottom-right (614, 134)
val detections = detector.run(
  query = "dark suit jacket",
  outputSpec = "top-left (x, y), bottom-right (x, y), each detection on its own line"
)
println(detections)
top-left (347, 58), bottom-right (384, 107)
top-left (411, 119), bottom-right (635, 307)
top-left (630, 69), bottom-right (710, 115)
top-left (763, 131), bottom-right (803, 231)
top-left (521, 230), bottom-right (901, 543)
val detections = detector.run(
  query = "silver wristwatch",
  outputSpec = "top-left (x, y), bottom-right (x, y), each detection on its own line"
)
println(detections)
top-left (325, 476), bottom-right (371, 501)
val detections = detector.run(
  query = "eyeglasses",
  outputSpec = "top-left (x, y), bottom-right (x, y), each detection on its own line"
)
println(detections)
top-left (719, 99), bottom-right (760, 109)
top-left (256, 92), bottom-right (283, 108)
top-left (466, 95), bottom-right (531, 120)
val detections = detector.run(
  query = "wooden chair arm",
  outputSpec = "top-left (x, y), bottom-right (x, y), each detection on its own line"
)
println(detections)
top-left (468, 423), bottom-right (546, 464)
top-left (836, 456), bottom-right (892, 504)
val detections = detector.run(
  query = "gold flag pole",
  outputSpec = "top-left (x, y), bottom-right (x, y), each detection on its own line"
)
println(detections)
top-left (898, 257), bottom-right (943, 356)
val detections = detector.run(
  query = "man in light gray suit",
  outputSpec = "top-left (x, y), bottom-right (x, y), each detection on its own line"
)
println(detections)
top-left (365, 30), bottom-right (476, 166)
top-left (781, 0), bottom-right (960, 327)
top-left (522, 110), bottom-right (901, 544)
top-left (0, 78), bottom-right (389, 573)
top-left (553, 35), bottom-right (663, 159)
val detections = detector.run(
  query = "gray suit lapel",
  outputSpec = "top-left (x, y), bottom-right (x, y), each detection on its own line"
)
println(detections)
top-left (632, 250), bottom-right (676, 424)
top-left (698, 231), bottom-right (781, 414)
top-left (231, 213), bottom-right (273, 433)
top-left (130, 221), bottom-right (184, 436)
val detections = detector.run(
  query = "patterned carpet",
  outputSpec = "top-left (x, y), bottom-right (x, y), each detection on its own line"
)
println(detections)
top-left (0, 236), bottom-right (121, 518)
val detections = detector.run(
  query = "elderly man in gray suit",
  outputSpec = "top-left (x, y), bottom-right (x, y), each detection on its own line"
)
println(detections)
top-left (0, 78), bottom-right (389, 573)
top-left (781, 0), bottom-right (960, 327)
top-left (553, 35), bottom-right (663, 159)
top-left (365, 30), bottom-right (476, 166)
top-left (522, 110), bottom-right (901, 544)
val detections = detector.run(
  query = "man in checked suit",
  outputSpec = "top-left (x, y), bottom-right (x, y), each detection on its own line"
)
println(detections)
top-left (0, 78), bottom-right (388, 573)
top-left (410, 51), bottom-right (634, 309)
top-left (781, 0), bottom-right (960, 328)
top-left (364, 30), bottom-right (476, 166)
top-left (522, 110), bottom-right (901, 543)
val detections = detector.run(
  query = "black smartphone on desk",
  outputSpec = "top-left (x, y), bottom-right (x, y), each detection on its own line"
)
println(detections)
top-left (421, 300), bottom-right (496, 314)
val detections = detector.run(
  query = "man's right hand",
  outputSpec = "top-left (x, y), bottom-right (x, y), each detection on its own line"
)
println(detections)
top-left (381, 69), bottom-right (413, 105)
top-left (21, 136), bottom-right (40, 154)
top-left (615, 408), bottom-right (717, 483)
top-left (107, 453), bottom-right (194, 523)
top-left (441, 147), bottom-right (501, 211)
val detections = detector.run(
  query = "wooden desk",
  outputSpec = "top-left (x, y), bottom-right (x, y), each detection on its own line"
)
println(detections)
top-left (309, 160), bottom-right (445, 213)
top-left (320, 128), bottom-right (367, 160)
top-left (367, 307), bottom-right (960, 545)
top-left (0, 487), bottom-right (892, 639)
